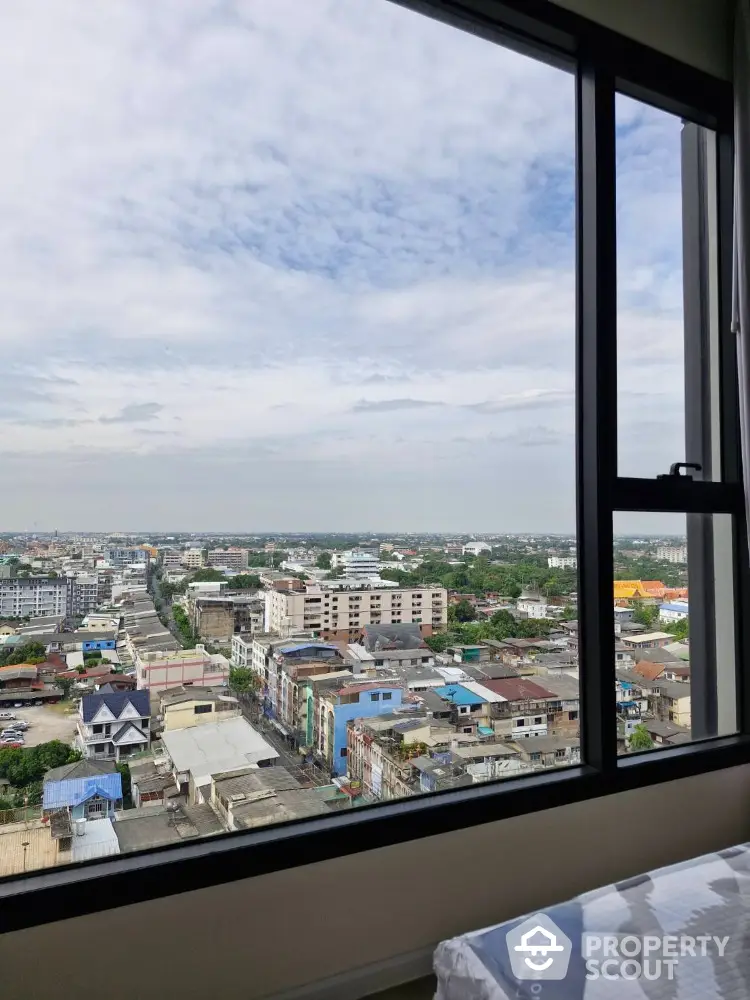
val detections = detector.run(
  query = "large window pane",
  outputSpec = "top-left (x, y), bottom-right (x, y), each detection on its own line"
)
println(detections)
top-left (616, 95), bottom-right (721, 481)
top-left (0, 0), bottom-right (576, 875)
top-left (614, 511), bottom-right (737, 755)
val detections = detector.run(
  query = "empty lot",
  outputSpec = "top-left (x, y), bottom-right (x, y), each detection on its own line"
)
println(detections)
top-left (2, 705), bottom-right (78, 748)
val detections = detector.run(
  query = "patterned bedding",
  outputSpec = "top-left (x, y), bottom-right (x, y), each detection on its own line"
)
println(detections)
top-left (434, 844), bottom-right (750, 999)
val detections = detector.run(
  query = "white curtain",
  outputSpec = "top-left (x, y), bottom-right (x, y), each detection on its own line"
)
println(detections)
top-left (734, 0), bottom-right (750, 519)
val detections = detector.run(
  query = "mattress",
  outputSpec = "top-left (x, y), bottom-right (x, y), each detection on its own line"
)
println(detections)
top-left (434, 844), bottom-right (750, 999)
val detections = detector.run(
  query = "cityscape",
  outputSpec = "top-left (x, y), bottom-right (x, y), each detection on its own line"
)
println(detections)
top-left (0, 530), bottom-right (690, 875)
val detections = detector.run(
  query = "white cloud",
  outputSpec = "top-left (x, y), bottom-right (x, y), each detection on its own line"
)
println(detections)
top-left (0, 1), bottom-right (683, 530)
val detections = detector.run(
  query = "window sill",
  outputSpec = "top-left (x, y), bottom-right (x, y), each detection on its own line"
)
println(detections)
top-left (2, 733), bottom-right (749, 934)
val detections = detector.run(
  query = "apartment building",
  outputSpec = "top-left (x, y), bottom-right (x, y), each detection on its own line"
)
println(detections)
top-left (330, 549), bottom-right (380, 579)
top-left (0, 576), bottom-right (68, 618)
top-left (655, 545), bottom-right (688, 563)
top-left (182, 548), bottom-right (205, 570)
top-left (106, 547), bottom-right (150, 569)
top-left (160, 548), bottom-right (183, 570)
top-left (547, 556), bottom-right (577, 569)
top-left (192, 594), bottom-right (264, 644)
top-left (135, 646), bottom-right (230, 693)
top-left (205, 548), bottom-right (248, 572)
top-left (66, 574), bottom-right (99, 618)
top-left (264, 584), bottom-right (448, 640)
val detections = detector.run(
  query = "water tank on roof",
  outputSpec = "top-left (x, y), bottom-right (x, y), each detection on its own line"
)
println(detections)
top-left (75, 818), bottom-right (87, 837)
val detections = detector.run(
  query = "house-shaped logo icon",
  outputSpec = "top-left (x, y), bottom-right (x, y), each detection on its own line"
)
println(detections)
top-left (506, 913), bottom-right (572, 981)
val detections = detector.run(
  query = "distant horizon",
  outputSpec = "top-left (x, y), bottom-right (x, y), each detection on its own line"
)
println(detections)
top-left (0, 529), bottom-right (686, 540)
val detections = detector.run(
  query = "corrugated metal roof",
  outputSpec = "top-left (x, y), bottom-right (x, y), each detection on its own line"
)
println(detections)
top-left (43, 773), bottom-right (123, 810)
top-left (278, 642), bottom-right (338, 654)
top-left (433, 685), bottom-right (487, 706)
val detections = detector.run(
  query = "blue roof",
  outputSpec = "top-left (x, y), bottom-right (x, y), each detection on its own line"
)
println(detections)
top-left (434, 685), bottom-right (487, 706)
top-left (43, 773), bottom-right (123, 810)
top-left (660, 603), bottom-right (689, 613)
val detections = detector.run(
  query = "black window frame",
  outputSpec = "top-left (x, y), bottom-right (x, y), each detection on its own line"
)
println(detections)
top-left (0, 0), bottom-right (744, 935)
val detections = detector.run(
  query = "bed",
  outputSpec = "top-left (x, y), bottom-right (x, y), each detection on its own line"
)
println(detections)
top-left (434, 844), bottom-right (750, 999)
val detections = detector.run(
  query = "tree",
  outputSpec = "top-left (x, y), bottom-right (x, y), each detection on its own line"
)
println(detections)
top-left (628, 724), bottom-right (654, 752)
top-left (631, 601), bottom-right (659, 628)
top-left (58, 678), bottom-right (74, 701)
top-left (451, 598), bottom-right (477, 623)
top-left (315, 552), bottom-right (332, 570)
top-left (189, 568), bottom-right (227, 583)
top-left (424, 631), bottom-right (451, 653)
top-left (116, 762), bottom-right (132, 807)
top-left (229, 666), bottom-right (258, 695)
top-left (172, 606), bottom-right (198, 647)
top-left (229, 574), bottom-right (262, 590)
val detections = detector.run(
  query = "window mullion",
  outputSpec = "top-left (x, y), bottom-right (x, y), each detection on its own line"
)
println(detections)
top-left (576, 58), bottom-right (617, 774)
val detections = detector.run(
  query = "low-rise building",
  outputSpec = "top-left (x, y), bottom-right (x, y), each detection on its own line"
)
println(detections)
top-left (315, 681), bottom-right (405, 776)
top-left (159, 686), bottom-right (241, 731)
top-left (160, 716), bottom-right (279, 804)
top-left (77, 691), bottom-right (151, 762)
top-left (135, 646), bottom-right (230, 693)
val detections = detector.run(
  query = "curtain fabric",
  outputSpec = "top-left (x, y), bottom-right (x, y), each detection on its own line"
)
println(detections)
top-left (734, 0), bottom-right (750, 520)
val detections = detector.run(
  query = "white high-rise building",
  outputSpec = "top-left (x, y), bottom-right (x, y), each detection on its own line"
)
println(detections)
top-left (0, 577), bottom-right (67, 618)
top-left (656, 545), bottom-right (687, 564)
top-left (330, 549), bottom-right (380, 579)
top-left (548, 556), bottom-right (577, 569)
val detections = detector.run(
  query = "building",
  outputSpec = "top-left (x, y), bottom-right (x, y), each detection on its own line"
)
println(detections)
top-left (205, 548), bottom-right (249, 572)
top-left (659, 601), bottom-right (689, 622)
top-left (211, 767), bottom-right (327, 830)
top-left (105, 547), bottom-right (149, 569)
top-left (516, 586), bottom-right (546, 618)
top-left (547, 556), bottom-right (577, 569)
top-left (656, 545), bottom-right (687, 564)
top-left (620, 632), bottom-right (674, 651)
top-left (462, 541), bottom-right (492, 556)
top-left (135, 646), bottom-right (230, 693)
top-left (330, 549), bottom-right (380, 579)
top-left (315, 682), bottom-right (405, 776)
top-left (160, 716), bottom-right (279, 803)
top-left (264, 584), bottom-right (448, 640)
top-left (43, 760), bottom-right (123, 823)
top-left (160, 548), bottom-right (183, 570)
top-left (192, 594), bottom-right (264, 644)
top-left (77, 691), bottom-right (151, 762)
top-left (182, 548), bottom-right (205, 570)
top-left (66, 573), bottom-right (99, 618)
top-left (0, 576), bottom-right (67, 618)
top-left (159, 687), bottom-right (241, 732)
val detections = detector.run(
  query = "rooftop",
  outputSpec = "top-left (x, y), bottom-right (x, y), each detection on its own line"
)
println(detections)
top-left (161, 717), bottom-right (279, 781)
top-left (114, 804), bottom-right (224, 853)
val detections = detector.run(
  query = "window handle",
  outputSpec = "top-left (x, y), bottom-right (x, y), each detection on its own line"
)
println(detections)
top-left (656, 462), bottom-right (702, 480)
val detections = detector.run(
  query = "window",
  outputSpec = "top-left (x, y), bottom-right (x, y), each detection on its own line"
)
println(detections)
top-left (194, 705), bottom-right (213, 715)
top-left (0, 0), bottom-right (742, 929)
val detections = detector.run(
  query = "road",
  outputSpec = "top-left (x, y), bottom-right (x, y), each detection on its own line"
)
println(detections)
top-left (240, 700), bottom-right (331, 787)
top-left (149, 572), bottom-right (184, 646)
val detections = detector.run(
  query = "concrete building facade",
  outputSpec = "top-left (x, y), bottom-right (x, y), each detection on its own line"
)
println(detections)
top-left (264, 585), bottom-right (448, 640)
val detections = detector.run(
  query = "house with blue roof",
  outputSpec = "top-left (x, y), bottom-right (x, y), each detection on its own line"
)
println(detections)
top-left (77, 691), bottom-right (151, 762)
top-left (43, 760), bottom-right (123, 821)
top-left (659, 601), bottom-right (690, 623)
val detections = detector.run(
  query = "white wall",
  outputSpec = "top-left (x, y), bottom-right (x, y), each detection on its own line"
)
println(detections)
top-left (549, 0), bottom-right (732, 79)
top-left (1, 764), bottom-right (748, 999)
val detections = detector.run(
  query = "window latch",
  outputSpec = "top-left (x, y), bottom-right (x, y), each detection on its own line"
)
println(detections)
top-left (656, 462), bottom-right (702, 480)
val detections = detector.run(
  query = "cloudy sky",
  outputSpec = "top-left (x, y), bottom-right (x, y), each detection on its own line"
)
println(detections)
top-left (0, 0), bottom-right (684, 533)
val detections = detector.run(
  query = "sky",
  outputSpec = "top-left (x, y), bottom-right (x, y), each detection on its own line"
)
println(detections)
top-left (0, 0), bottom-right (686, 533)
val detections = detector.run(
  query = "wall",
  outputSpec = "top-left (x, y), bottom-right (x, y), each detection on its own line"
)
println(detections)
top-left (2, 764), bottom-right (748, 1000)
top-left (331, 688), bottom-right (404, 775)
top-left (549, 0), bottom-right (732, 79)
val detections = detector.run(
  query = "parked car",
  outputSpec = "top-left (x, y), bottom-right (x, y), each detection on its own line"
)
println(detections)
top-left (0, 741), bottom-right (22, 748)
top-left (13, 703), bottom-right (22, 708)
top-left (0, 713), bottom-right (15, 721)
top-left (1, 731), bottom-right (23, 740)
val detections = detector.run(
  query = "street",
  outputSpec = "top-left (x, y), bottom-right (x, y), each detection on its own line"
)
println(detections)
top-left (240, 700), bottom-right (331, 787)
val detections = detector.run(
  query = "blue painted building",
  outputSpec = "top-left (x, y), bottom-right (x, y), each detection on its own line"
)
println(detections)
top-left (82, 639), bottom-right (116, 652)
top-left (43, 761), bottom-right (123, 821)
top-left (316, 684), bottom-right (404, 776)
